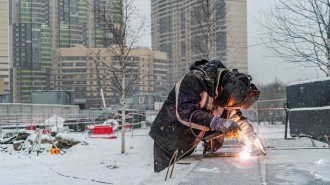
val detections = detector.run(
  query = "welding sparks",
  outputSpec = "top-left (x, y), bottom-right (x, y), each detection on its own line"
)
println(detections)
top-left (239, 149), bottom-right (251, 159)
top-left (239, 144), bottom-right (255, 160)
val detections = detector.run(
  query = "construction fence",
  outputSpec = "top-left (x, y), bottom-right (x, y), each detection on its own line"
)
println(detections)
top-left (0, 106), bottom-right (159, 138)
top-left (0, 103), bottom-right (79, 115)
top-left (242, 99), bottom-right (287, 124)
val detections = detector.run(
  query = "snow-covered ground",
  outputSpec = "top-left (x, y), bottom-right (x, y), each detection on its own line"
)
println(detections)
top-left (0, 129), bottom-right (154, 185)
top-left (1, 124), bottom-right (330, 185)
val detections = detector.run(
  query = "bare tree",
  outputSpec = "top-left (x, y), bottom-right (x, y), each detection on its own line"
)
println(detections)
top-left (189, 0), bottom-right (227, 60)
top-left (89, 0), bottom-right (147, 154)
top-left (258, 0), bottom-right (330, 76)
top-left (188, 0), bottom-right (245, 70)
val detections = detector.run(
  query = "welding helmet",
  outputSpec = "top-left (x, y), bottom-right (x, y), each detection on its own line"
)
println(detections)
top-left (213, 69), bottom-right (260, 110)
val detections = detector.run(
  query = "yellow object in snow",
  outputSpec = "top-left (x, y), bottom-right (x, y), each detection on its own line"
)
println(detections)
top-left (50, 148), bottom-right (60, 155)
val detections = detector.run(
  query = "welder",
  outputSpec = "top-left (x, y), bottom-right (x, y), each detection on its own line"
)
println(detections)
top-left (149, 59), bottom-right (266, 173)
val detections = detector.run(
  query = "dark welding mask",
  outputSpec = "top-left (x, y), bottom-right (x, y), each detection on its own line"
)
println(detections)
top-left (213, 69), bottom-right (260, 110)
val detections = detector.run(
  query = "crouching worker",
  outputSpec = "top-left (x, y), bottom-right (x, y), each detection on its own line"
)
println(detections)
top-left (149, 59), bottom-right (266, 173)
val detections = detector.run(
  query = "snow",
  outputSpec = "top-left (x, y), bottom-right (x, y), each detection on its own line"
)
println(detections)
top-left (56, 133), bottom-right (86, 142)
top-left (315, 159), bottom-right (329, 165)
top-left (103, 119), bottom-right (120, 130)
top-left (1, 124), bottom-right (330, 184)
top-left (194, 167), bottom-right (220, 173)
top-left (287, 77), bottom-right (330, 86)
top-left (290, 106), bottom-right (330, 111)
top-left (20, 130), bottom-right (36, 134)
top-left (0, 129), bottom-right (154, 185)
top-left (26, 133), bottom-right (54, 143)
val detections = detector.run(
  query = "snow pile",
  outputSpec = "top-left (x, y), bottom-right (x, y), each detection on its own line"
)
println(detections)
top-left (103, 119), bottom-right (120, 131)
top-left (50, 126), bottom-right (69, 134)
top-left (13, 140), bottom-right (25, 144)
top-left (44, 115), bottom-right (65, 128)
top-left (55, 133), bottom-right (86, 143)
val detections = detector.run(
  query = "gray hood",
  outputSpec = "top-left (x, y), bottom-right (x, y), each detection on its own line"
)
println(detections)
top-left (189, 59), bottom-right (228, 97)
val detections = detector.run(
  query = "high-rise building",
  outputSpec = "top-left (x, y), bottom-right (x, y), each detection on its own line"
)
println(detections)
top-left (9, 0), bottom-right (116, 103)
top-left (0, 0), bottom-right (8, 95)
top-left (151, 0), bottom-right (248, 89)
top-left (54, 45), bottom-right (167, 109)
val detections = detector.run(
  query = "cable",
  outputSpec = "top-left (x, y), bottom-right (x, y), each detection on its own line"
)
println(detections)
top-left (189, 110), bottom-right (205, 141)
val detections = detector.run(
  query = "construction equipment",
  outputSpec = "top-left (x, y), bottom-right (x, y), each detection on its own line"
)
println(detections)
top-left (28, 126), bottom-right (59, 156)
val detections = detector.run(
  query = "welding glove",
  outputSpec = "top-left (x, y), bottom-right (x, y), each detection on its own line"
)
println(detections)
top-left (210, 116), bottom-right (241, 135)
top-left (227, 110), bottom-right (266, 155)
top-left (236, 119), bottom-right (266, 155)
top-left (244, 132), bottom-right (267, 155)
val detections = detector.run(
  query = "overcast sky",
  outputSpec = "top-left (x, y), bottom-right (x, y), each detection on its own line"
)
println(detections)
top-left (136, 0), bottom-right (327, 85)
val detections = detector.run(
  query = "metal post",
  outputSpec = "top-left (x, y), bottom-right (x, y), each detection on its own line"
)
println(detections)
top-left (284, 103), bottom-right (289, 140)
top-left (56, 116), bottom-right (58, 133)
top-left (30, 115), bottom-right (32, 130)
top-left (256, 101), bottom-right (259, 124)
top-left (325, 135), bottom-right (330, 150)
top-left (36, 129), bottom-right (43, 152)
top-left (132, 114), bottom-right (134, 138)
top-left (16, 115), bottom-right (18, 135)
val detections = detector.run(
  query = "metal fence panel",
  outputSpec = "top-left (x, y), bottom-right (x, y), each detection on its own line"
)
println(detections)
top-left (286, 78), bottom-right (330, 109)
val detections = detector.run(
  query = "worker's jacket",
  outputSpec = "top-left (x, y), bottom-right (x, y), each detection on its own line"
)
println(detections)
top-left (149, 60), bottom-right (249, 157)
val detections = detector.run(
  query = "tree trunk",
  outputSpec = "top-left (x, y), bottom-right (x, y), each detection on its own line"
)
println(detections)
top-left (120, 0), bottom-right (126, 154)
top-left (121, 67), bottom-right (126, 154)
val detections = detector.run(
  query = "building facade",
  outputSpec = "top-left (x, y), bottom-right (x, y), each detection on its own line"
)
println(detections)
top-left (54, 46), bottom-right (167, 109)
top-left (151, 0), bottom-right (248, 89)
top-left (0, 0), bottom-right (8, 95)
top-left (9, 0), bottom-right (117, 103)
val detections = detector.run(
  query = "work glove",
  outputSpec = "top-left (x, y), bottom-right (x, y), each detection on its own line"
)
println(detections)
top-left (228, 111), bottom-right (267, 156)
top-left (240, 132), bottom-right (267, 155)
top-left (210, 116), bottom-right (241, 137)
top-left (248, 132), bottom-right (267, 155)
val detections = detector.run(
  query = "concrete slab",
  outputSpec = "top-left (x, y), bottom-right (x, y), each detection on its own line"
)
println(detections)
top-left (266, 163), bottom-right (330, 185)
top-left (180, 139), bottom-right (262, 185)
top-left (180, 156), bottom-right (261, 185)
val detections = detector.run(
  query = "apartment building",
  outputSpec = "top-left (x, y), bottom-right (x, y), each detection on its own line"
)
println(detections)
top-left (151, 0), bottom-right (248, 89)
top-left (9, 0), bottom-right (117, 103)
top-left (54, 45), bottom-right (167, 109)
top-left (0, 0), bottom-right (8, 95)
